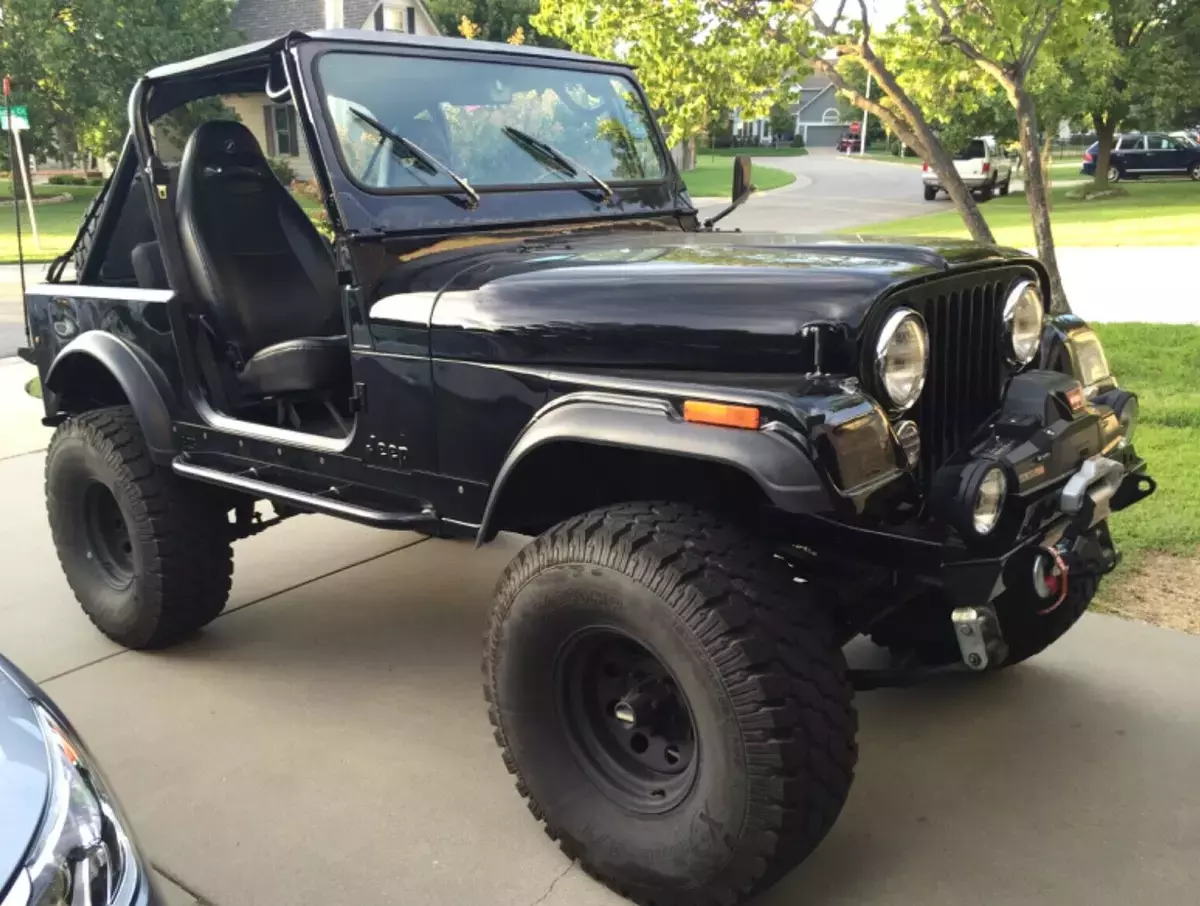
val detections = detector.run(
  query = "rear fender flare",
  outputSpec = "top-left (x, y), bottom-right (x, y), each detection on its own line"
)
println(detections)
top-left (476, 392), bottom-right (831, 543)
top-left (45, 332), bottom-right (178, 463)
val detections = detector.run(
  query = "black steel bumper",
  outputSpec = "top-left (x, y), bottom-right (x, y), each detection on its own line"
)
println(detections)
top-left (790, 370), bottom-right (1156, 610)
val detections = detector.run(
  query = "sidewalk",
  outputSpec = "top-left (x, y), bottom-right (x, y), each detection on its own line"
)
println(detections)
top-left (1056, 247), bottom-right (1199, 325)
top-left (0, 357), bottom-right (52, 457)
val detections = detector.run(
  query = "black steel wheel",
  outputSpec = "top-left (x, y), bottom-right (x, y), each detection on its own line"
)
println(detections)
top-left (81, 481), bottom-right (136, 589)
top-left (484, 503), bottom-right (857, 906)
top-left (46, 406), bottom-right (234, 649)
top-left (558, 630), bottom-right (697, 812)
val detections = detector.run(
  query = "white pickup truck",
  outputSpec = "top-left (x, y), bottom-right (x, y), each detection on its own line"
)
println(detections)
top-left (922, 136), bottom-right (1013, 201)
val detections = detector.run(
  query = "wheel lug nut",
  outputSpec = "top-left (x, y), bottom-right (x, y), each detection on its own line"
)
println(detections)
top-left (613, 702), bottom-right (637, 726)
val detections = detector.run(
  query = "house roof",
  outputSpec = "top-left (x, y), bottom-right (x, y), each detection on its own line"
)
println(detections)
top-left (232, 0), bottom-right (324, 42)
top-left (232, 0), bottom-right (442, 42)
top-left (798, 71), bottom-right (834, 92)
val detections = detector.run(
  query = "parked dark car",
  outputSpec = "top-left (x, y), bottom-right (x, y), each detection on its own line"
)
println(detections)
top-left (1082, 132), bottom-right (1200, 181)
top-left (18, 29), bottom-right (1154, 906)
top-left (836, 128), bottom-right (863, 152)
top-left (0, 654), bottom-right (160, 905)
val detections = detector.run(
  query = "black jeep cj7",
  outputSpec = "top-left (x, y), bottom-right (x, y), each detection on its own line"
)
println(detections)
top-left (21, 30), bottom-right (1154, 906)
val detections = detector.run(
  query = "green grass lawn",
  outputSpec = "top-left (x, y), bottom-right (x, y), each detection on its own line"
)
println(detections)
top-left (0, 185), bottom-right (101, 264)
top-left (1097, 323), bottom-right (1200, 562)
top-left (853, 180), bottom-right (1200, 246)
top-left (684, 158), bottom-right (795, 197)
top-left (856, 150), bottom-right (924, 166)
top-left (703, 146), bottom-right (809, 158)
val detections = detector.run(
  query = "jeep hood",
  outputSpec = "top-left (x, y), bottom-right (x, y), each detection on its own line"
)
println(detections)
top-left (372, 231), bottom-right (1036, 372)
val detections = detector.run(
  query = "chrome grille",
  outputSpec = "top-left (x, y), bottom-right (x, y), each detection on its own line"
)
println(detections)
top-left (892, 267), bottom-right (1036, 486)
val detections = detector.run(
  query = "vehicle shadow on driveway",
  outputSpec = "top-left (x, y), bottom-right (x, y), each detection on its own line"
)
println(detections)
top-left (46, 536), bottom-right (1200, 906)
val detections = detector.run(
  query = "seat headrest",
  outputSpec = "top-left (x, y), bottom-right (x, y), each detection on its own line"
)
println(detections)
top-left (181, 120), bottom-right (266, 172)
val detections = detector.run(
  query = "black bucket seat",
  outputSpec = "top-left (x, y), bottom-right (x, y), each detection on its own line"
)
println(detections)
top-left (176, 120), bottom-right (348, 398)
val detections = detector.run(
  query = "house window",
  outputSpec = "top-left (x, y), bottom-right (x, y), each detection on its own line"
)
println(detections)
top-left (821, 108), bottom-right (839, 125)
top-left (265, 104), bottom-right (299, 157)
top-left (372, 3), bottom-right (414, 31)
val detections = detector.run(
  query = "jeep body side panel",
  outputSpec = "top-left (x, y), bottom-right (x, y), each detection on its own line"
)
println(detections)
top-left (35, 302), bottom-right (180, 462)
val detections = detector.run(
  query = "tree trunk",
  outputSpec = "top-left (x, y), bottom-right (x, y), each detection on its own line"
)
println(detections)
top-left (824, 53), bottom-right (996, 245)
top-left (683, 138), bottom-right (696, 172)
top-left (856, 54), bottom-right (995, 245)
top-left (1015, 90), bottom-right (1068, 314)
top-left (1041, 132), bottom-right (1054, 213)
top-left (1092, 113), bottom-right (1116, 189)
top-left (925, 144), bottom-right (995, 243)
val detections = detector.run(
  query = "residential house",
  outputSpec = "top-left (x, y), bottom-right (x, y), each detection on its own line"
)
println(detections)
top-left (732, 72), bottom-right (844, 148)
top-left (216, 0), bottom-right (442, 180)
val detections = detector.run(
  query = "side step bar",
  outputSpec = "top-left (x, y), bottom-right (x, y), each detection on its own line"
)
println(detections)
top-left (172, 458), bottom-right (437, 530)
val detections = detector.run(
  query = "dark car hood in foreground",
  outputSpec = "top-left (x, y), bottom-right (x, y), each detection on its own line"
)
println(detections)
top-left (380, 231), bottom-right (1038, 370)
top-left (0, 656), bottom-right (49, 891)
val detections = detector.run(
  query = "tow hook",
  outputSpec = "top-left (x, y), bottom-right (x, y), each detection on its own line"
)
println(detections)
top-left (951, 604), bottom-right (1007, 671)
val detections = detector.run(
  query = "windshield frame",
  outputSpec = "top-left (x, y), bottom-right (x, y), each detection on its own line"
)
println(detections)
top-left (310, 45), bottom-right (674, 201)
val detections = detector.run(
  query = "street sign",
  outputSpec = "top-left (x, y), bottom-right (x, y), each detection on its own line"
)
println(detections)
top-left (1, 106), bottom-right (29, 131)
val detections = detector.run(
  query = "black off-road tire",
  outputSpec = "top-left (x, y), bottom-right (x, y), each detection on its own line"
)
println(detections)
top-left (979, 183), bottom-right (995, 202)
top-left (924, 184), bottom-right (938, 201)
top-left (870, 572), bottom-right (1100, 669)
top-left (483, 502), bottom-right (857, 906)
top-left (999, 178), bottom-right (1011, 197)
top-left (46, 406), bottom-right (233, 649)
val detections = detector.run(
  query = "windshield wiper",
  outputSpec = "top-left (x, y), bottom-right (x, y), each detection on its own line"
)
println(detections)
top-left (501, 126), bottom-right (613, 201)
top-left (349, 107), bottom-right (479, 209)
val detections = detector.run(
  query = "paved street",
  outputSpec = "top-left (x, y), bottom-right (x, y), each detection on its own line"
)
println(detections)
top-left (2, 356), bottom-right (1200, 906)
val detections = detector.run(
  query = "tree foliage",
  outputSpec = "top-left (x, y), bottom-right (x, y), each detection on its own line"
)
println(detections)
top-left (532, 0), bottom-right (806, 146)
top-left (900, 0), bottom-right (1099, 312)
top-left (425, 0), bottom-right (557, 45)
top-left (0, 0), bottom-right (237, 163)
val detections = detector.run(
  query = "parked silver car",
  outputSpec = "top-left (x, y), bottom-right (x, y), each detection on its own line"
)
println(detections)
top-left (0, 654), bottom-right (160, 905)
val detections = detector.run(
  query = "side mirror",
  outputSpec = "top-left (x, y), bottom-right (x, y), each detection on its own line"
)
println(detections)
top-left (732, 155), bottom-right (752, 202)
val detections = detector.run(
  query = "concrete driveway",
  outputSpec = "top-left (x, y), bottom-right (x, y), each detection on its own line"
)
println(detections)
top-left (2, 356), bottom-right (1200, 906)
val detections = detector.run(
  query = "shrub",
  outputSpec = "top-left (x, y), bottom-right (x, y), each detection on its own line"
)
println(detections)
top-left (267, 156), bottom-right (297, 185)
top-left (48, 175), bottom-right (70, 185)
top-left (87, 177), bottom-right (106, 186)
top-left (790, 134), bottom-right (806, 149)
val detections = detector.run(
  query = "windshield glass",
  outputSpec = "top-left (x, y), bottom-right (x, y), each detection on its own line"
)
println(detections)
top-left (317, 52), bottom-right (666, 193)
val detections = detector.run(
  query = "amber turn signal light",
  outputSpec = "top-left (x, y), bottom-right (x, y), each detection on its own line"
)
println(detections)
top-left (682, 400), bottom-right (761, 430)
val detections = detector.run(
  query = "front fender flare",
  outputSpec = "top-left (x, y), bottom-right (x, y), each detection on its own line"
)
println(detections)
top-left (476, 393), bottom-right (831, 544)
top-left (45, 332), bottom-right (178, 463)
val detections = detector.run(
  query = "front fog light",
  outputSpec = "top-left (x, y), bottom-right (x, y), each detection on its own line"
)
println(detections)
top-left (973, 467), bottom-right (1007, 535)
top-left (933, 460), bottom-right (1009, 540)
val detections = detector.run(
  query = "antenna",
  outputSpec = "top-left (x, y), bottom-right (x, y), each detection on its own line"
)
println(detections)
top-left (3, 75), bottom-right (26, 304)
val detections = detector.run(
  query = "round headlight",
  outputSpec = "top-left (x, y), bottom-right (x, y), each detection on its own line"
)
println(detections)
top-left (1003, 279), bottom-right (1045, 365)
top-left (973, 466), bottom-right (1007, 535)
top-left (875, 309), bottom-right (929, 411)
